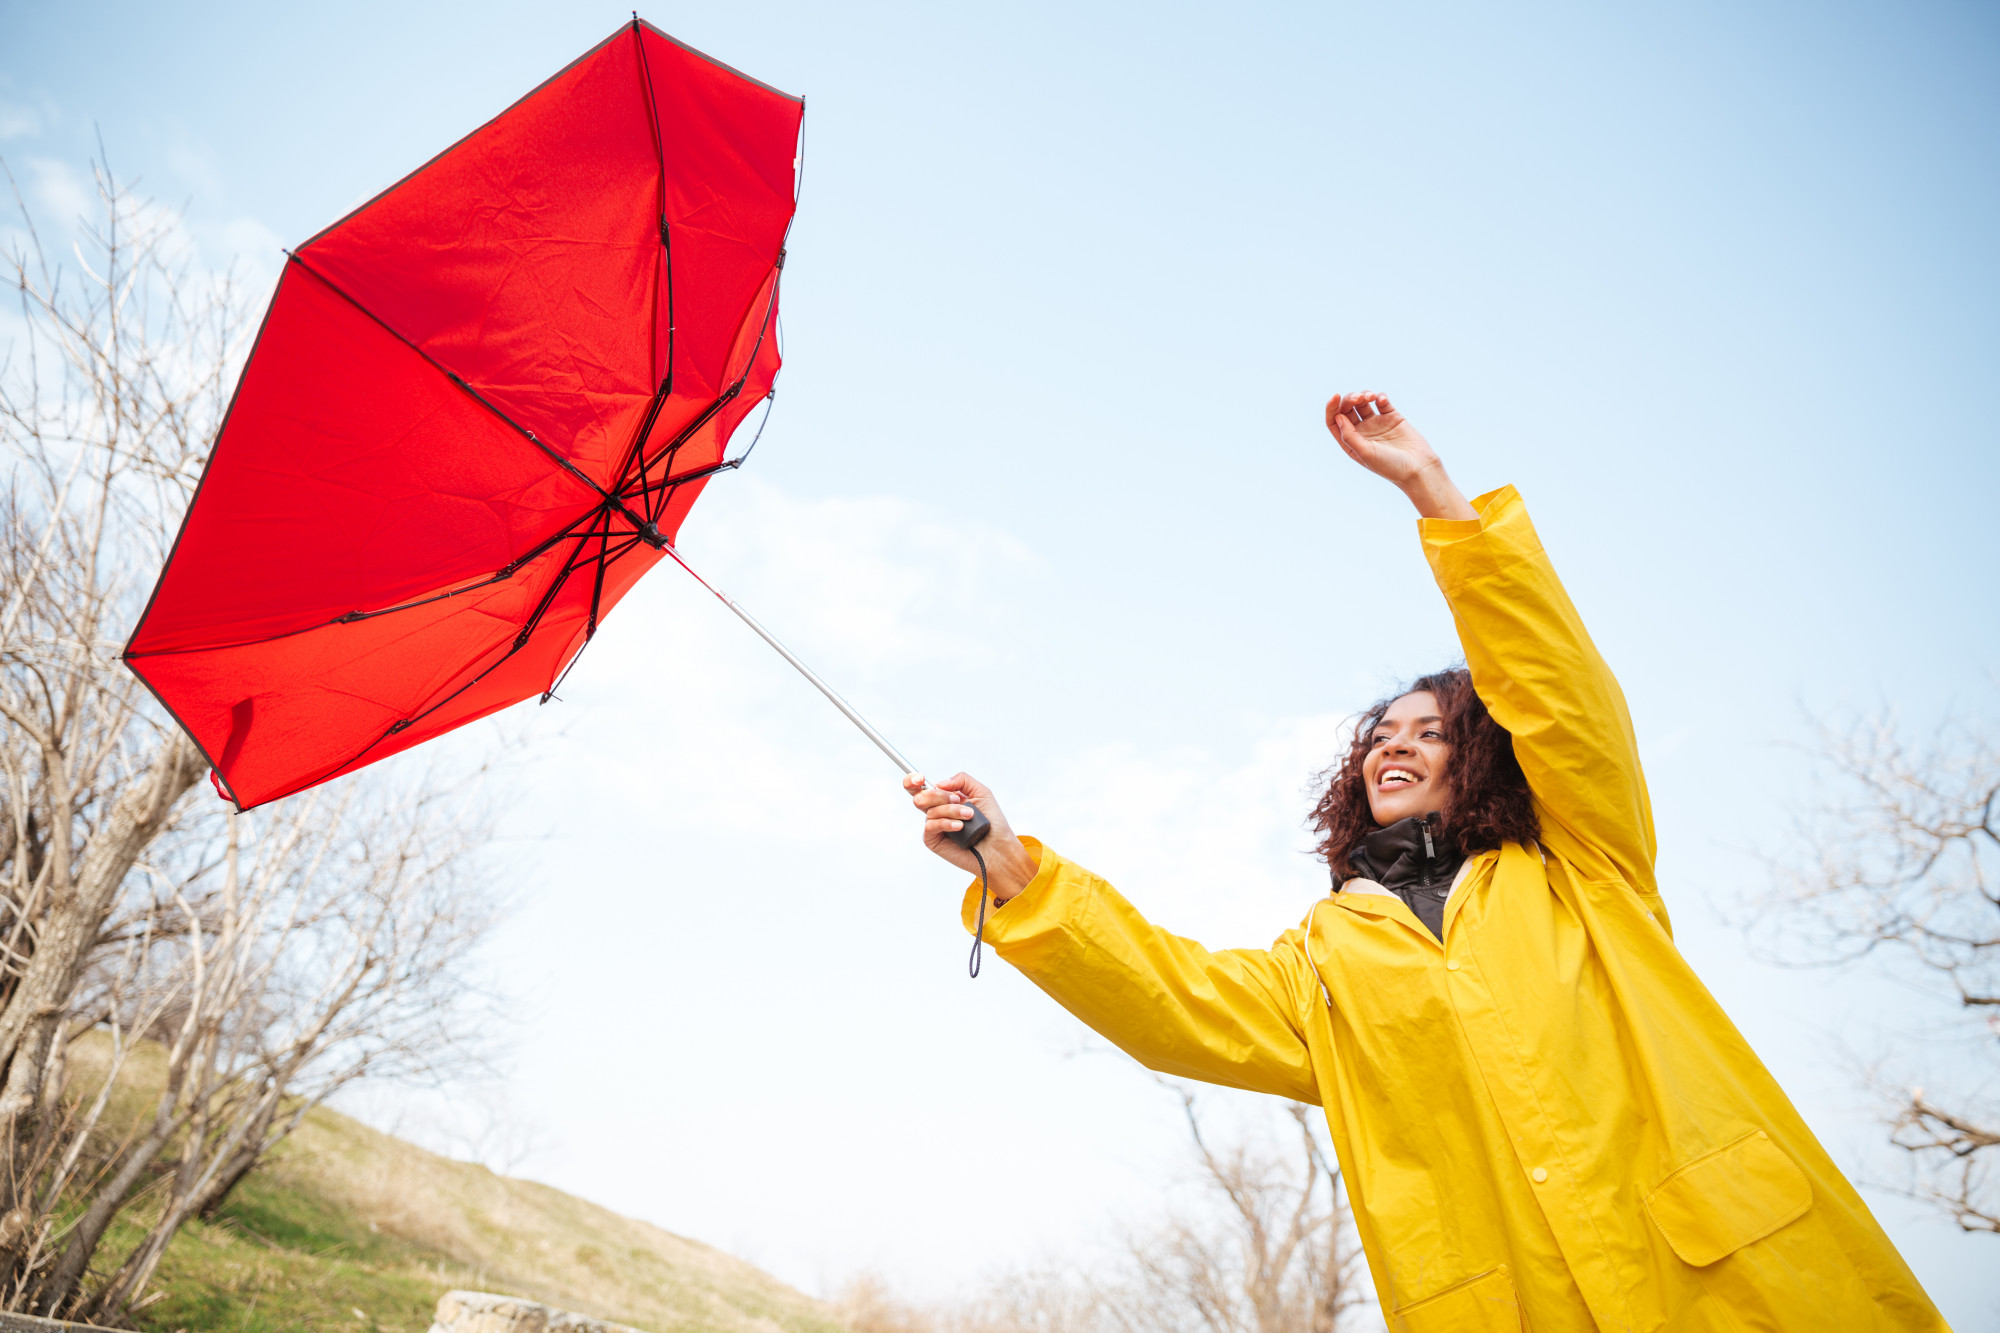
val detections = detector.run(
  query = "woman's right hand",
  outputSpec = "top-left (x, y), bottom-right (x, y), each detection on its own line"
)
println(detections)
top-left (904, 771), bottom-right (1039, 903)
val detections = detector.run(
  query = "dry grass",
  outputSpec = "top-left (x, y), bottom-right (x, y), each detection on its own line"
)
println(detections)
top-left (53, 1037), bottom-right (844, 1333)
top-left (258, 1106), bottom-right (841, 1333)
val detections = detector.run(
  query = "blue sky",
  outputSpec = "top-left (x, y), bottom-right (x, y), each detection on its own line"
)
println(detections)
top-left (4, 0), bottom-right (1997, 1323)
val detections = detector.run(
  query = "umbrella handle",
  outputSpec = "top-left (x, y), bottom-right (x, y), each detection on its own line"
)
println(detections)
top-left (946, 806), bottom-right (991, 850)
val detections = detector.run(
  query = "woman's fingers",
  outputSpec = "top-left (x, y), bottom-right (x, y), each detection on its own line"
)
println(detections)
top-left (1325, 397), bottom-right (1354, 437)
top-left (938, 772), bottom-right (993, 806)
top-left (1327, 393), bottom-right (1390, 439)
top-left (907, 769), bottom-right (983, 835)
top-left (1326, 392), bottom-right (1408, 446)
top-left (911, 771), bottom-right (1005, 843)
top-left (1329, 406), bottom-right (1370, 457)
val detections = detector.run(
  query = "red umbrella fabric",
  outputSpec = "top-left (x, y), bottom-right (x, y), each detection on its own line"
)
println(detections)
top-left (125, 20), bottom-right (803, 809)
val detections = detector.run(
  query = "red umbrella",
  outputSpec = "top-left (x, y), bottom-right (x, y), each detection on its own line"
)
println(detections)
top-left (125, 20), bottom-right (804, 809)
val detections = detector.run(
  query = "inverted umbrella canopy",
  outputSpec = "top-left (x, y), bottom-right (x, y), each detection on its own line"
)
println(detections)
top-left (125, 20), bottom-right (804, 809)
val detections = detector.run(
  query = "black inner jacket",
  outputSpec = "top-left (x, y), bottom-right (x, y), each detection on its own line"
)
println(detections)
top-left (1342, 813), bottom-right (1465, 941)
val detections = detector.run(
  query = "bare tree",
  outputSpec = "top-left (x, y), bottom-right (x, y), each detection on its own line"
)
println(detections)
top-left (838, 1269), bottom-right (1108, 1333)
top-left (834, 1085), bottom-right (1369, 1333)
top-left (1760, 704), bottom-right (2000, 1233)
top-left (2, 156), bottom-right (512, 1320)
top-left (1110, 1086), bottom-right (1368, 1333)
top-left (0, 152), bottom-right (241, 1298)
top-left (43, 772), bottom-right (500, 1323)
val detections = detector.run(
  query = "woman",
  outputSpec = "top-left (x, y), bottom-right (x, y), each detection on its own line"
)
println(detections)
top-left (904, 394), bottom-right (1947, 1332)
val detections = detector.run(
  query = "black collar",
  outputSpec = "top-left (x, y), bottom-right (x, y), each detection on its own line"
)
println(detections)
top-left (1345, 813), bottom-right (1464, 895)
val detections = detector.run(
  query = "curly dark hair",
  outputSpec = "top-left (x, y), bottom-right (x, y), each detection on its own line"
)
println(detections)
top-left (1310, 667), bottom-right (1539, 877)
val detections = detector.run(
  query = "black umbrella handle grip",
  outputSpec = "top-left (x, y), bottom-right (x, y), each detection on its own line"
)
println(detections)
top-left (946, 806), bottom-right (992, 850)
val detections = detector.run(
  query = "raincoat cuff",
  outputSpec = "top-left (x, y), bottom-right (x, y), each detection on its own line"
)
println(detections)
top-left (1418, 484), bottom-right (1541, 586)
top-left (960, 836), bottom-right (1055, 939)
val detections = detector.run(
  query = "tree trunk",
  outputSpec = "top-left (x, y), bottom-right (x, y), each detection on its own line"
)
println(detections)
top-left (0, 733), bottom-right (204, 1121)
top-left (192, 1102), bottom-right (274, 1221)
top-left (33, 1109), bottom-right (183, 1316)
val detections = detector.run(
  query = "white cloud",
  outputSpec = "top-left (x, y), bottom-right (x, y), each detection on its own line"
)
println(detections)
top-left (682, 476), bottom-right (1041, 675)
top-left (9, 132), bottom-right (284, 304)
top-left (0, 100), bottom-right (44, 140)
top-left (24, 156), bottom-right (90, 226)
top-left (1035, 713), bottom-right (1355, 950)
top-left (165, 138), bottom-right (225, 200)
top-left (213, 214), bottom-right (286, 293)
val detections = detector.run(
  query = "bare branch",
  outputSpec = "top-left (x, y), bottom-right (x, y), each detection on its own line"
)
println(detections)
top-left (1758, 701), bottom-right (2000, 1234)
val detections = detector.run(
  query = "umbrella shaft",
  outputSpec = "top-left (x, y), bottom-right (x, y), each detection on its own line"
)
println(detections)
top-left (662, 546), bottom-right (918, 778)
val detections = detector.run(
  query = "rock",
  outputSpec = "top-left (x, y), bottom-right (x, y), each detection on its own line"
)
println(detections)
top-left (428, 1289), bottom-right (647, 1333)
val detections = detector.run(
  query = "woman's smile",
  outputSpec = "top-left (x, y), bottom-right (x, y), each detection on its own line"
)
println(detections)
top-left (1361, 690), bottom-right (1452, 823)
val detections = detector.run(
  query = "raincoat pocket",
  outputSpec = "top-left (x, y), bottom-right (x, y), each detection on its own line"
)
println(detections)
top-left (1644, 1129), bottom-right (1812, 1267)
top-left (1389, 1265), bottom-right (1522, 1332)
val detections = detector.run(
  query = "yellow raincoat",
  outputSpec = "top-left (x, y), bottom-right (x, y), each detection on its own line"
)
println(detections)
top-left (962, 487), bottom-right (1947, 1332)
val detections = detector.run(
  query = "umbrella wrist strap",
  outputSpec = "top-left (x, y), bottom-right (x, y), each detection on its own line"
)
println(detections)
top-left (969, 845), bottom-right (989, 979)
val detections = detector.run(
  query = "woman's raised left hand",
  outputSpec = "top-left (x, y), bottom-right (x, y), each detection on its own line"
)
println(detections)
top-left (1324, 391), bottom-right (1477, 521)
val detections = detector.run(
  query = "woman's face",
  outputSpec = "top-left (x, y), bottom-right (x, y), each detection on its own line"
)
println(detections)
top-left (1362, 690), bottom-right (1451, 826)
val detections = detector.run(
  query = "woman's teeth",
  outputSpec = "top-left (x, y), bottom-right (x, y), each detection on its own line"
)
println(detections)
top-left (1381, 770), bottom-right (1418, 786)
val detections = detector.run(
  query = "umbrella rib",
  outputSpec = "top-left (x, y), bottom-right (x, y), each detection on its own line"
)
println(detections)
top-left (345, 523), bottom-right (596, 768)
top-left (618, 256), bottom-right (785, 512)
top-left (540, 508), bottom-right (618, 704)
top-left (129, 500), bottom-right (637, 659)
top-left (619, 379), bottom-right (741, 512)
top-left (618, 382), bottom-right (678, 524)
top-left (633, 17), bottom-right (673, 403)
top-left (616, 20), bottom-right (675, 524)
top-left (362, 508), bottom-right (659, 753)
top-left (282, 253), bottom-right (665, 542)
top-left (626, 394), bottom-right (776, 511)
top-left (336, 492), bottom-right (644, 644)
top-left (622, 453), bottom-right (747, 510)
top-left (589, 520), bottom-right (612, 630)
top-left (332, 505), bottom-right (613, 625)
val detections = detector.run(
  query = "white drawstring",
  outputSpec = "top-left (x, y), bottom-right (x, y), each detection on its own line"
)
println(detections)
top-left (1303, 899), bottom-right (1335, 1011)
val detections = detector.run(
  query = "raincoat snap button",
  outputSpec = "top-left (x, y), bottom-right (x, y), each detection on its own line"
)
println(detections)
top-left (1531, 1167), bottom-right (1549, 1183)
top-left (1446, 960), bottom-right (1462, 972)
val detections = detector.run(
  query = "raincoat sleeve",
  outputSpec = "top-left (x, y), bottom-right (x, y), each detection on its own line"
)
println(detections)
top-left (960, 839), bottom-right (1321, 1104)
top-left (1420, 485), bottom-right (1659, 898)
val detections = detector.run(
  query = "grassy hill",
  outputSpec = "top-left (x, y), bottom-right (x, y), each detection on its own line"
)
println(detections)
top-left (113, 1100), bottom-right (847, 1333)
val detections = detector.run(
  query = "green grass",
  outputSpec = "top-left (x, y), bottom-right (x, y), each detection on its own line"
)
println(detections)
top-left (99, 1102), bottom-right (846, 1333)
top-left (124, 1166), bottom-right (450, 1332)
